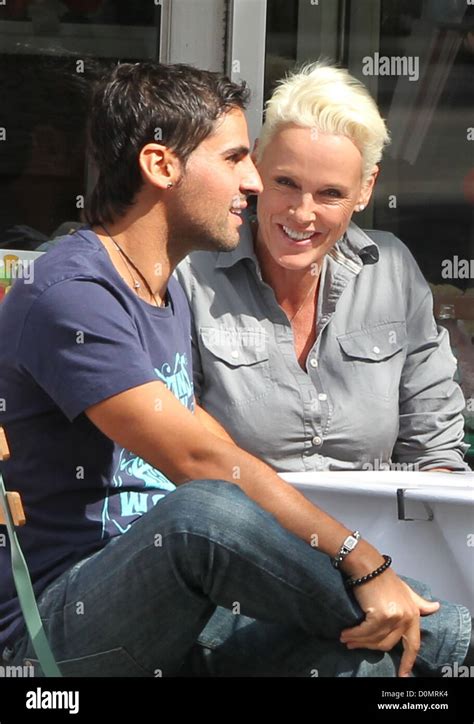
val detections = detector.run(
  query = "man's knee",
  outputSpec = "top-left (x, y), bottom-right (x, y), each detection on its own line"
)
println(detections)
top-left (149, 479), bottom-right (274, 547)
top-left (149, 479), bottom-right (254, 530)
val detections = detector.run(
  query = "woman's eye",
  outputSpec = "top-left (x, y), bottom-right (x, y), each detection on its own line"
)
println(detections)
top-left (275, 177), bottom-right (296, 188)
top-left (323, 189), bottom-right (342, 198)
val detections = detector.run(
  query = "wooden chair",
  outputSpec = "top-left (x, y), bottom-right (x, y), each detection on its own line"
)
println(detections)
top-left (0, 427), bottom-right (61, 676)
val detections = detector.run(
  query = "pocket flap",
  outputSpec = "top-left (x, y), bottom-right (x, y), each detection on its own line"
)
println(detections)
top-left (200, 326), bottom-right (269, 366)
top-left (337, 322), bottom-right (406, 361)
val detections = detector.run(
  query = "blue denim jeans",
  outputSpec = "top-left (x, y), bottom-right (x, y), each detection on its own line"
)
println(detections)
top-left (5, 480), bottom-right (471, 677)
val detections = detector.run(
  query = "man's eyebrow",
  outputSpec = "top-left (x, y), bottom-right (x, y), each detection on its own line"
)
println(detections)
top-left (221, 145), bottom-right (250, 157)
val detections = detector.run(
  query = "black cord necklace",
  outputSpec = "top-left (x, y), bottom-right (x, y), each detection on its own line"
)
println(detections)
top-left (100, 224), bottom-right (164, 307)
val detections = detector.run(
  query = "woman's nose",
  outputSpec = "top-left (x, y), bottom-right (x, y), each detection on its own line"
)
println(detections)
top-left (293, 194), bottom-right (317, 223)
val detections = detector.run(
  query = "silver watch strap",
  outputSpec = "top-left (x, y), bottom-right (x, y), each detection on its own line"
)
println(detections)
top-left (331, 530), bottom-right (361, 569)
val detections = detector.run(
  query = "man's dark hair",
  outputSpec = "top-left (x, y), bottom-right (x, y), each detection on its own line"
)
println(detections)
top-left (85, 62), bottom-right (250, 226)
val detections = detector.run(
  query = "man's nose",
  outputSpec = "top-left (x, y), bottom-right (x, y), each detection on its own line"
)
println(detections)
top-left (241, 156), bottom-right (263, 195)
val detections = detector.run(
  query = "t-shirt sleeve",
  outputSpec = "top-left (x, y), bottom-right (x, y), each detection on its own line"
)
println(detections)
top-left (18, 279), bottom-right (159, 421)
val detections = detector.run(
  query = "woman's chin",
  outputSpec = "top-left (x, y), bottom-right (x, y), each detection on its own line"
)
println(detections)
top-left (274, 252), bottom-right (322, 272)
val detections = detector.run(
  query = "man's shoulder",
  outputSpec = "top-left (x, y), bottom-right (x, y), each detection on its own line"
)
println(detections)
top-left (31, 229), bottom-right (106, 290)
top-left (0, 230), bottom-right (117, 335)
top-left (20, 229), bottom-right (115, 303)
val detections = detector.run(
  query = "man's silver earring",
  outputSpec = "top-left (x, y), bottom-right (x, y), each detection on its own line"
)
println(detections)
top-left (289, 207), bottom-right (295, 215)
top-left (167, 182), bottom-right (173, 189)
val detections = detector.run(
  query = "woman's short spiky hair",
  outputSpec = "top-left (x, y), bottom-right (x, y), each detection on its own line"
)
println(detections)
top-left (256, 62), bottom-right (390, 182)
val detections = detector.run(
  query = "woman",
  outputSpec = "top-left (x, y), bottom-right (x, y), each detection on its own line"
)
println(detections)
top-left (176, 62), bottom-right (469, 473)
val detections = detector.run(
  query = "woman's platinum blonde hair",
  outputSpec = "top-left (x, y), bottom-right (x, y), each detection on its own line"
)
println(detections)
top-left (256, 62), bottom-right (391, 182)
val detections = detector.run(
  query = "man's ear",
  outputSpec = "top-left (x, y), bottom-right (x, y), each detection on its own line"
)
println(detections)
top-left (138, 143), bottom-right (181, 190)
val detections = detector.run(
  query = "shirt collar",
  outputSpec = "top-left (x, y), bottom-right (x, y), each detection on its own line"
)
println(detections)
top-left (215, 215), bottom-right (380, 270)
top-left (340, 222), bottom-right (380, 265)
top-left (215, 213), bottom-right (256, 269)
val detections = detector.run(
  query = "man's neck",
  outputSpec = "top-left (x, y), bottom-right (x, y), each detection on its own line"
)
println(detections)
top-left (93, 209), bottom-right (174, 300)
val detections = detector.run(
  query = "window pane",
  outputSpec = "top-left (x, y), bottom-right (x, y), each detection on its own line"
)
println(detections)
top-left (264, 0), bottom-right (474, 446)
top-left (0, 0), bottom-right (160, 253)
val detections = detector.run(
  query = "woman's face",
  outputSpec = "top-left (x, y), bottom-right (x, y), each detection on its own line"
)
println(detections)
top-left (255, 124), bottom-right (377, 272)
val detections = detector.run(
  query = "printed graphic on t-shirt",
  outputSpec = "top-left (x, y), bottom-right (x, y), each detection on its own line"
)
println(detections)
top-left (154, 351), bottom-right (193, 407)
top-left (100, 352), bottom-right (194, 537)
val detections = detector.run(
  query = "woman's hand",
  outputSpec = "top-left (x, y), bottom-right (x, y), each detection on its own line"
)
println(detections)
top-left (339, 571), bottom-right (440, 677)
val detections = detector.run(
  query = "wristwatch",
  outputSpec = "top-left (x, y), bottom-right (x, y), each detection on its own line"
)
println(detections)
top-left (331, 531), bottom-right (361, 568)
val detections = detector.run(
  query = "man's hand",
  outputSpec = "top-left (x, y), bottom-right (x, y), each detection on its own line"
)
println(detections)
top-left (340, 570), bottom-right (440, 677)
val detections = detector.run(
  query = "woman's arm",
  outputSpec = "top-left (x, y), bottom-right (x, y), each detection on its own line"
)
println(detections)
top-left (392, 246), bottom-right (470, 471)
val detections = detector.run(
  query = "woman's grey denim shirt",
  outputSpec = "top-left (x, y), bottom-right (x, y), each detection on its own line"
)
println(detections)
top-left (175, 219), bottom-right (469, 472)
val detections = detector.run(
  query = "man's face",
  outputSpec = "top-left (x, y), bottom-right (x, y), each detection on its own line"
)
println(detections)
top-left (167, 108), bottom-right (262, 255)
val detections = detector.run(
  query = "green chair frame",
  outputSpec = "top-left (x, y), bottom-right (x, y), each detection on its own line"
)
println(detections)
top-left (0, 427), bottom-right (61, 677)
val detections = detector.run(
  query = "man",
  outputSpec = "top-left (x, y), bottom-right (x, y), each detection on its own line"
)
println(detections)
top-left (0, 62), bottom-right (471, 677)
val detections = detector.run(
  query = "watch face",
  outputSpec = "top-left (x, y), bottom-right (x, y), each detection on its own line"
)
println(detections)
top-left (346, 536), bottom-right (358, 549)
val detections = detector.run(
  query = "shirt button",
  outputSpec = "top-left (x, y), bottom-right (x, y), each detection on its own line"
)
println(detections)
top-left (312, 435), bottom-right (322, 446)
top-left (231, 350), bottom-right (239, 359)
top-left (309, 358), bottom-right (318, 368)
top-left (372, 346), bottom-right (380, 354)
top-left (318, 393), bottom-right (327, 401)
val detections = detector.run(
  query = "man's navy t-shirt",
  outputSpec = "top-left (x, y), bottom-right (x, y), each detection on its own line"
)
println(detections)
top-left (0, 229), bottom-right (194, 651)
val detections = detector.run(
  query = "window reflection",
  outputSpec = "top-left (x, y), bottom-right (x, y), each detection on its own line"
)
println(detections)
top-left (264, 0), bottom-right (473, 292)
top-left (0, 0), bottom-right (160, 252)
top-left (265, 0), bottom-right (473, 453)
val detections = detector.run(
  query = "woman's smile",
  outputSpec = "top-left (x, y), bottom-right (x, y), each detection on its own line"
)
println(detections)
top-left (278, 223), bottom-right (323, 246)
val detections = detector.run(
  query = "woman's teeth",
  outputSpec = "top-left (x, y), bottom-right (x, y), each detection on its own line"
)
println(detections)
top-left (282, 225), bottom-right (315, 241)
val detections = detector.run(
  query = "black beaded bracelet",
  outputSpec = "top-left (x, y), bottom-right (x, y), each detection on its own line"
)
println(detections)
top-left (345, 555), bottom-right (392, 588)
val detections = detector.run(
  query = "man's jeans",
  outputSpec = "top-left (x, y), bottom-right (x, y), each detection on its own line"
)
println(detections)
top-left (4, 480), bottom-right (471, 677)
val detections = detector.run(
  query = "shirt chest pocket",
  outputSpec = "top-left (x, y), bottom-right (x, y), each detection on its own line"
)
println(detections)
top-left (199, 326), bottom-right (272, 407)
top-left (336, 322), bottom-right (407, 401)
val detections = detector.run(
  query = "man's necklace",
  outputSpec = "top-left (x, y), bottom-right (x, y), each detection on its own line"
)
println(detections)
top-left (100, 224), bottom-right (165, 307)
